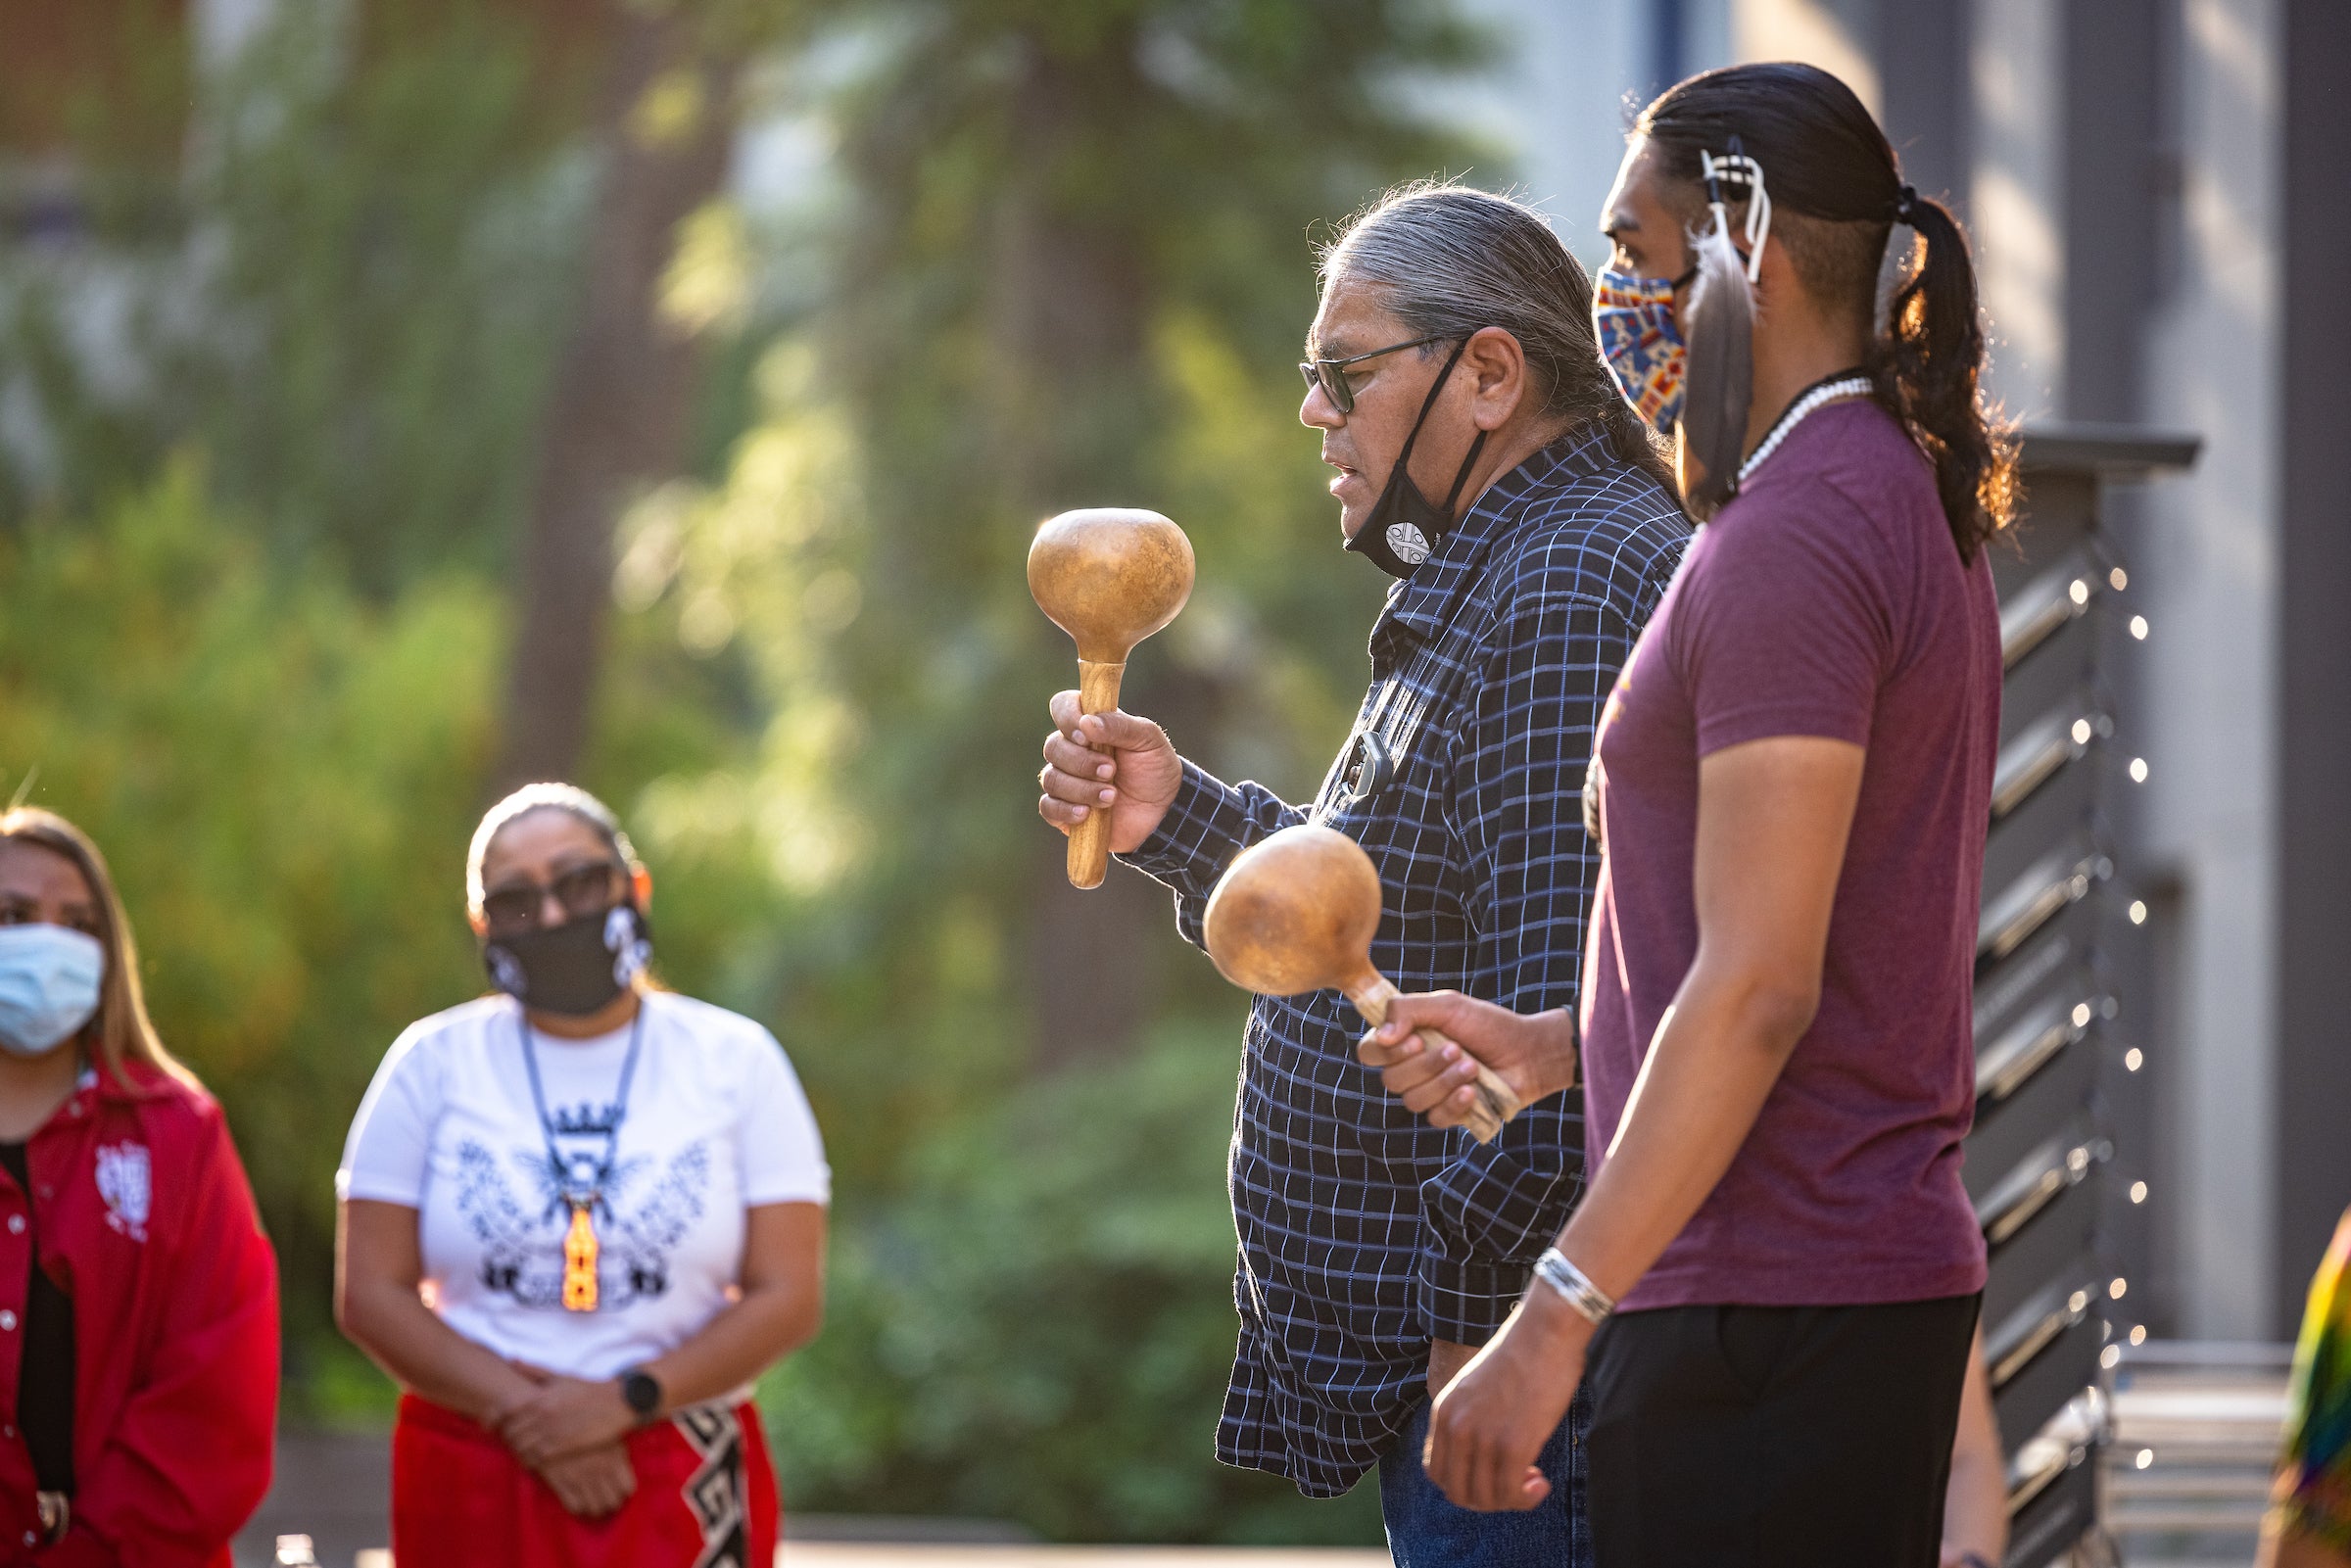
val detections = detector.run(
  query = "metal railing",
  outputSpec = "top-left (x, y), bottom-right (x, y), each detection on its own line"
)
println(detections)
top-left (2104, 1341), bottom-right (2291, 1566)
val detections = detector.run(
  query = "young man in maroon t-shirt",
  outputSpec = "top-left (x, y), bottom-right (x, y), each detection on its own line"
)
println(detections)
top-left (1358, 64), bottom-right (2021, 1565)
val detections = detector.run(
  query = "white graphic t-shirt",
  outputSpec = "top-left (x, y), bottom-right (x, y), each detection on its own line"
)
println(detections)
top-left (338, 991), bottom-right (829, 1380)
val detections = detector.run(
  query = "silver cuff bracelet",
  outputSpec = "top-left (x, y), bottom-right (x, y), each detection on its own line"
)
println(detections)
top-left (1533, 1247), bottom-right (1615, 1326)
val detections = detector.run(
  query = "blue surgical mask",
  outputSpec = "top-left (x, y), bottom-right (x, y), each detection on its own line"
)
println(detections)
top-left (0, 925), bottom-right (105, 1057)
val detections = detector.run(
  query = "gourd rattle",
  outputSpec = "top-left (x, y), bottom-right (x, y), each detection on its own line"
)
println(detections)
top-left (1027, 507), bottom-right (1195, 889)
top-left (1201, 823), bottom-right (1522, 1142)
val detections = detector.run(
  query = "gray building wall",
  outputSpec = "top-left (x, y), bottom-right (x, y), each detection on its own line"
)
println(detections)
top-left (1443, 0), bottom-right (1730, 271)
top-left (2276, 0), bottom-right (2351, 1337)
top-left (2128, 0), bottom-right (2286, 1340)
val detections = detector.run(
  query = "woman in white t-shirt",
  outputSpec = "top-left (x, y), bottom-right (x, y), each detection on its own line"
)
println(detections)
top-left (335, 784), bottom-right (828, 1568)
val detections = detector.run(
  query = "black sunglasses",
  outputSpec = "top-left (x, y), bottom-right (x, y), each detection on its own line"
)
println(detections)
top-left (1299, 333), bottom-right (1453, 415)
top-left (480, 861), bottom-right (627, 935)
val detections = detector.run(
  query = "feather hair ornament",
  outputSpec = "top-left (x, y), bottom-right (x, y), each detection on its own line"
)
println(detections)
top-left (1679, 141), bottom-right (1773, 519)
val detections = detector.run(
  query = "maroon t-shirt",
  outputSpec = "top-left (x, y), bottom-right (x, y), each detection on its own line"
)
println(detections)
top-left (1581, 399), bottom-right (1997, 1309)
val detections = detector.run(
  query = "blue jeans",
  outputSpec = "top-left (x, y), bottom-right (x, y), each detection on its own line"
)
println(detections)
top-left (1378, 1384), bottom-right (1594, 1568)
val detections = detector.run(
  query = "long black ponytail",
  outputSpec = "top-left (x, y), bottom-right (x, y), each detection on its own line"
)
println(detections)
top-left (1637, 63), bottom-right (2018, 560)
top-left (1873, 194), bottom-right (2018, 558)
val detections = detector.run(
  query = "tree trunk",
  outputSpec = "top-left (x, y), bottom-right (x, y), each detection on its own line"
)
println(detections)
top-left (992, 28), bottom-right (1185, 1068)
top-left (495, 5), bottom-right (737, 789)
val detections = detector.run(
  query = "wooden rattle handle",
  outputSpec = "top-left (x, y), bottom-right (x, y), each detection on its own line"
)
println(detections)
top-left (1067, 657), bottom-right (1126, 889)
top-left (1346, 975), bottom-right (1522, 1144)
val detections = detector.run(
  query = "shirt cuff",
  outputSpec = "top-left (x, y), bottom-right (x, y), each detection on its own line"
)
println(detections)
top-left (1419, 1250), bottom-right (1536, 1345)
top-left (336, 1172), bottom-right (423, 1208)
top-left (1118, 760), bottom-right (1249, 896)
top-left (333, 1170), bottom-right (420, 1212)
top-left (744, 1178), bottom-right (833, 1207)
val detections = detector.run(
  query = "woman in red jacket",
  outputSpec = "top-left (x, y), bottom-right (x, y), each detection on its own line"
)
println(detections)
top-left (0, 807), bottom-right (280, 1567)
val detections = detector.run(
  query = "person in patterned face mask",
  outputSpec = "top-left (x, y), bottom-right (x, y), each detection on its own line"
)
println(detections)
top-left (1363, 62), bottom-right (2022, 1566)
top-left (0, 806), bottom-right (279, 1565)
top-left (1034, 183), bottom-right (1689, 1568)
top-left (337, 783), bottom-right (830, 1568)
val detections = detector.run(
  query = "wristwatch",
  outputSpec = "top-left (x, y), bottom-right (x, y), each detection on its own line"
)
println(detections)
top-left (619, 1366), bottom-right (663, 1422)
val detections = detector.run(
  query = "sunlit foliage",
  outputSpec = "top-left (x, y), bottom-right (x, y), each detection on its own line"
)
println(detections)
top-left (0, 0), bottom-right (1504, 1540)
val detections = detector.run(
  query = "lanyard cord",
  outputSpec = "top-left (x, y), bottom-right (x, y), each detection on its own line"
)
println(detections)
top-left (517, 997), bottom-right (646, 1213)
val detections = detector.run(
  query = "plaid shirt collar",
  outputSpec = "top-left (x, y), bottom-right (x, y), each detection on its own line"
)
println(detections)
top-left (1373, 423), bottom-right (1620, 660)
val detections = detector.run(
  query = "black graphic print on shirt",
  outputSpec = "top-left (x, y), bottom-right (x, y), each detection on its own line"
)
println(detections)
top-left (455, 1137), bottom-right (711, 1309)
top-left (678, 1403), bottom-right (751, 1568)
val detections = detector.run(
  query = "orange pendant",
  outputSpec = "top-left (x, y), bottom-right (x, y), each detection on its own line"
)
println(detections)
top-left (562, 1203), bottom-right (600, 1311)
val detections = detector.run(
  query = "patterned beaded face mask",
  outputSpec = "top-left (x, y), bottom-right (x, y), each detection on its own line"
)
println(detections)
top-left (1592, 263), bottom-right (1696, 434)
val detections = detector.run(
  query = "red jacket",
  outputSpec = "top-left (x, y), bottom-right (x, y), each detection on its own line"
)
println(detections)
top-left (0, 1062), bottom-right (278, 1568)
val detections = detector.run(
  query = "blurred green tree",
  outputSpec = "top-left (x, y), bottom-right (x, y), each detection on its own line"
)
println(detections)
top-left (0, 460), bottom-right (787, 1412)
top-left (0, 463), bottom-right (504, 1384)
top-left (762, 1020), bottom-right (1389, 1542)
top-left (0, 2), bottom-right (596, 591)
top-left (0, 0), bottom-right (1511, 1540)
top-left (499, 0), bottom-right (759, 786)
top-left (691, 0), bottom-right (1492, 1084)
top-left (613, 0), bottom-right (1499, 1537)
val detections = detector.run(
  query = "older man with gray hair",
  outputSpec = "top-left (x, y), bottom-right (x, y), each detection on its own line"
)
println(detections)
top-left (1035, 182), bottom-right (1686, 1564)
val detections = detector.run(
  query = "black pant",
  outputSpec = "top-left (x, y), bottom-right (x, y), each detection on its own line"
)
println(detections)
top-left (1584, 1294), bottom-right (1981, 1568)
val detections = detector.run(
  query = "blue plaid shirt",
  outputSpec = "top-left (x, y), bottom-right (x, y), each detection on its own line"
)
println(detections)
top-left (1124, 427), bottom-right (1688, 1496)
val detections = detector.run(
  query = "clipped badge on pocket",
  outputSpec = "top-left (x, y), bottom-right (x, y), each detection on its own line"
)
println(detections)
top-left (1341, 729), bottom-right (1395, 806)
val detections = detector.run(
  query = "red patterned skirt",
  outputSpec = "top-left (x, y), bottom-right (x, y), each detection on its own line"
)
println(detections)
top-left (391, 1393), bottom-right (780, 1568)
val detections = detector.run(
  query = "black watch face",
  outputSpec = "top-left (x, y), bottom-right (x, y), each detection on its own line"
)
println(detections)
top-left (623, 1370), bottom-right (660, 1414)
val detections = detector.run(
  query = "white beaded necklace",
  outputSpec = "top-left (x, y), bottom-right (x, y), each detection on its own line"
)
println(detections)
top-left (1736, 374), bottom-right (1875, 487)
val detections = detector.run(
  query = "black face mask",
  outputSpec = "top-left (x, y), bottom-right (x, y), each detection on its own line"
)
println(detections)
top-left (483, 904), bottom-right (652, 1017)
top-left (1344, 337), bottom-right (1491, 580)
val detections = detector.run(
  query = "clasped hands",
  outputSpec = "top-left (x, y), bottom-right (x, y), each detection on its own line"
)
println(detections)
top-left (1360, 992), bottom-right (1591, 1513)
top-left (489, 1364), bottom-right (642, 1519)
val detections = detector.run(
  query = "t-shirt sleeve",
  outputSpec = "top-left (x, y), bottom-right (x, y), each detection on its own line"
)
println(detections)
top-left (736, 1027), bottom-right (832, 1207)
top-left (336, 1027), bottom-right (440, 1208)
top-left (1674, 481), bottom-right (1893, 756)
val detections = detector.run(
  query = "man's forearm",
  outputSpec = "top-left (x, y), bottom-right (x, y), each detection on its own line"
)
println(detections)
top-left (1547, 961), bottom-right (1809, 1301)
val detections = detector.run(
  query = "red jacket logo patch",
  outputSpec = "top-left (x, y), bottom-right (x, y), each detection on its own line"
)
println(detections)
top-left (95, 1141), bottom-right (151, 1242)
